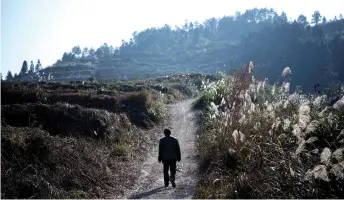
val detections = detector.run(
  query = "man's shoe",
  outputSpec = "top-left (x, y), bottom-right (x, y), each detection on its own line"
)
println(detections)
top-left (164, 182), bottom-right (169, 187)
top-left (171, 181), bottom-right (176, 188)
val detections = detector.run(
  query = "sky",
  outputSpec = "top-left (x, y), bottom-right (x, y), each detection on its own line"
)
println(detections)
top-left (1, 0), bottom-right (343, 75)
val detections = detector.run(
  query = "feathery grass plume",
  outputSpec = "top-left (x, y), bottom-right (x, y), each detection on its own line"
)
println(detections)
top-left (288, 91), bottom-right (303, 104)
top-left (274, 117), bottom-right (281, 130)
top-left (263, 78), bottom-right (269, 88)
top-left (306, 136), bottom-right (318, 144)
top-left (310, 148), bottom-right (320, 154)
top-left (283, 118), bottom-right (291, 130)
top-left (232, 130), bottom-right (239, 144)
top-left (290, 167), bottom-right (296, 177)
top-left (292, 124), bottom-right (303, 142)
top-left (312, 95), bottom-right (327, 110)
top-left (282, 82), bottom-right (290, 93)
top-left (282, 67), bottom-right (292, 77)
top-left (332, 148), bottom-right (343, 162)
top-left (337, 129), bottom-right (344, 141)
top-left (305, 165), bottom-right (330, 182)
top-left (208, 102), bottom-right (219, 117)
top-left (267, 103), bottom-right (273, 112)
top-left (283, 99), bottom-right (290, 109)
top-left (244, 89), bottom-right (251, 101)
top-left (318, 106), bottom-right (330, 117)
top-left (239, 131), bottom-right (245, 142)
top-left (320, 147), bottom-right (332, 166)
top-left (333, 97), bottom-right (344, 112)
top-left (253, 122), bottom-right (260, 131)
top-left (248, 103), bottom-right (255, 114)
top-left (271, 84), bottom-right (276, 95)
top-left (298, 102), bottom-right (311, 130)
top-left (295, 139), bottom-right (306, 154)
top-left (330, 162), bottom-right (344, 180)
top-left (327, 112), bottom-right (335, 125)
top-left (220, 97), bottom-right (226, 106)
top-left (232, 101), bottom-right (236, 110)
top-left (264, 100), bottom-right (269, 106)
top-left (257, 81), bottom-right (263, 92)
top-left (248, 61), bottom-right (254, 74)
top-left (239, 113), bottom-right (246, 124)
top-left (305, 120), bottom-right (320, 135)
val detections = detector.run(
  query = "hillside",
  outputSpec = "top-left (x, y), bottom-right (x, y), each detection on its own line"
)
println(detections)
top-left (2, 68), bottom-right (344, 198)
top-left (1, 74), bottom-right (219, 198)
top-left (2, 7), bottom-right (344, 199)
top-left (6, 9), bottom-right (344, 93)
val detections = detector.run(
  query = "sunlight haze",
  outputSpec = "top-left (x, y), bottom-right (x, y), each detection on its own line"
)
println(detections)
top-left (1, 0), bottom-right (343, 74)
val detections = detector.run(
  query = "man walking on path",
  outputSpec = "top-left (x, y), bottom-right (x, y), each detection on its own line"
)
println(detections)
top-left (158, 128), bottom-right (181, 188)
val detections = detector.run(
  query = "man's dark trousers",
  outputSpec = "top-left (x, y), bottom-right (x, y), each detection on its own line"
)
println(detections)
top-left (163, 159), bottom-right (177, 184)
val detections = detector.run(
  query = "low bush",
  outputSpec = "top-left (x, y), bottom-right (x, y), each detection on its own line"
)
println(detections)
top-left (1, 103), bottom-right (131, 140)
top-left (122, 91), bottom-right (153, 110)
top-left (147, 94), bottom-right (168, 123)
top-left (170, 83), bottom-right (194, 97)
top-left (121, 91), bottom-right (157, 127)
top-left (1, 83), bottom-right (49, 105)
top-left (49, 93), bottom-right (122, 113)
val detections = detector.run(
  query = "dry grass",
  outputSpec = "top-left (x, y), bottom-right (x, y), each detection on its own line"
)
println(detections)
top-left (1, 77), bottom-right (201, 127)
top-left (1, 126), bottom-right (145, 199)
top-left (1, 103), bottom-right (131, 139)
top-left (195, 67), bottom-right (344, 198)
top-left (0, 73), bottom-right (220, 198)
top-left (122, 91), bottom-right (153, 110)
top-left (1, 102), bottom-right (154, 198)
top-left (49, 93), bottom-right (122, 112)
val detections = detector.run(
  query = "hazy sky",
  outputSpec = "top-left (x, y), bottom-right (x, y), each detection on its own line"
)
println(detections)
top-left (1, 0), bottom-right (343, 75)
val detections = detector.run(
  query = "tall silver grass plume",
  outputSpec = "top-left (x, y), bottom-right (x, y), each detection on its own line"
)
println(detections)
top-left (320, 147), bottom-right (332, 166)
top-left (305, 165), bottom-right (330, 182)
top-left (332, 148), bottom-right (343, 162)
top-left (282, 67), bottom-right (292, 77)
top-left (232, 130), bottom-right (239, 144)
top-left (330, 162), bottom-right (344, 180)
top-left (248, 61), bottom-right (254, 74)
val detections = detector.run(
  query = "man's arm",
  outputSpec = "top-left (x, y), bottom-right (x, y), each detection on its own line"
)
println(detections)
top-left (158, 139), bottom-right (162, 162)
top-left (176, 139), bottom-right (181, 162)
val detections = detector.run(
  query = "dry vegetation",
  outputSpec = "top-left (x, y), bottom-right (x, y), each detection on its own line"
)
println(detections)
top-left (194, 67), bottom-right (344, 198)
top-left (1, 73), bottom-right (220, 199)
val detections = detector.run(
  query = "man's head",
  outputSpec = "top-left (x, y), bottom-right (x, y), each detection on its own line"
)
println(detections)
top-left (164, 129), bottom-right (171, 136)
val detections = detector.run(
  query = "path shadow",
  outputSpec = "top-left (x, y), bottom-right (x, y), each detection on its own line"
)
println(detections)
top-left (129, 186), bottom-right (165, 199)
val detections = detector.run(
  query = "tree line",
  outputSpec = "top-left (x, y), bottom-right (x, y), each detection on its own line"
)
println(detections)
top-left (5, 9), bottom-right (344, 92)
top-left (5, 59), bottom-right (42, 81)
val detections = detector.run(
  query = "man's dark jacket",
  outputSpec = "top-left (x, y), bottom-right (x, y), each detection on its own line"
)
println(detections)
top-left (158, 136), bottom-right (181, 162)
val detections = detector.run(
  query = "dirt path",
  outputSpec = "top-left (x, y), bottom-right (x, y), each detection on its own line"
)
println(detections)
top-left (125, 99), bottom-right (199, 199)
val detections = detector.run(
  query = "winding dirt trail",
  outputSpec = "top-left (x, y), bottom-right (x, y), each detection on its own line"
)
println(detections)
top-left (125, 99), bottom-right (199, 199)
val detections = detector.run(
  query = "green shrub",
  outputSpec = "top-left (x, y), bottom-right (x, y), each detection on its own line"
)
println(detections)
top-left (193, 78), bottom-right (228, 109)
top-left (112, 143), bottom-right (132, 159)
top-left (170, 83), bottom-right (194, 97)
top-left (148, 95), bottom-right (168, 123)
top-left (122, 91), bottom-right (153, 110)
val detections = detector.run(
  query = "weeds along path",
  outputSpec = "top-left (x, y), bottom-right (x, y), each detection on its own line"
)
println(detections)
top-left (124, 99), bottom-right (199, 199)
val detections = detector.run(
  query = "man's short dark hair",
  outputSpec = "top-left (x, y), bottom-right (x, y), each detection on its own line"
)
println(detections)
top-left (164, 129), bottom-right (171, 136)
